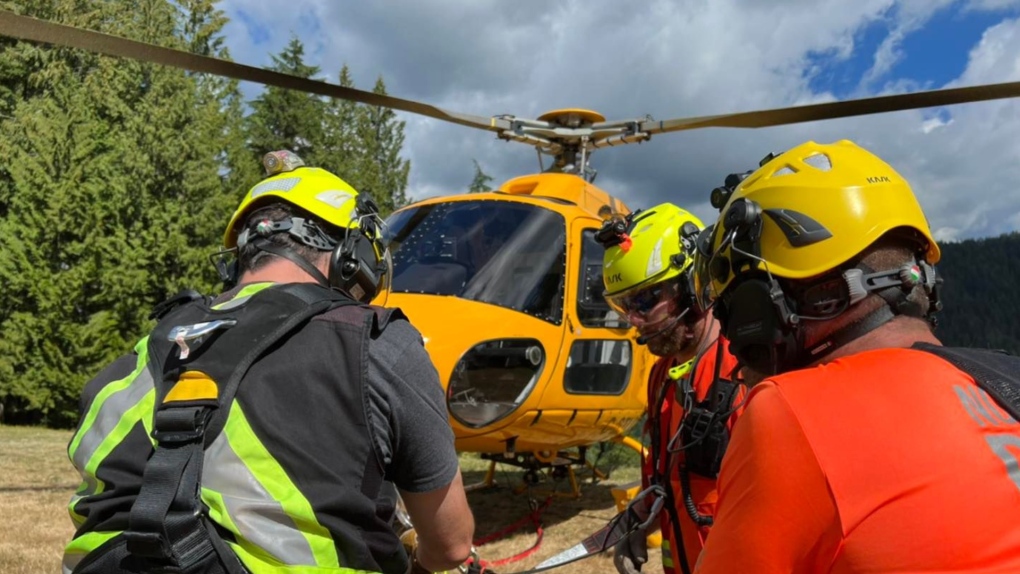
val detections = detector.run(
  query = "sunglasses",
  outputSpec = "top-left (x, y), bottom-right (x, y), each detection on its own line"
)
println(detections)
top-left (609, 279), bottom-right (680, 317)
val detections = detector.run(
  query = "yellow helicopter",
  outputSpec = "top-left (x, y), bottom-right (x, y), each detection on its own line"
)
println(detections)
top-left (377, 109), bottom-right (649, 495)
top-left (5, 9), bottom-right (1020, 500)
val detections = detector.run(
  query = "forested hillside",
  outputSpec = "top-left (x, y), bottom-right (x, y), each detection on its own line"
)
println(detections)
top-left (936, 233), bottom-right (1020, 354)
top-left (0, 0), bottom-right (410, 426)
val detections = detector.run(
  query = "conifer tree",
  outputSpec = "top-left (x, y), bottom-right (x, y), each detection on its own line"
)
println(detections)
top-left (246, 37), bottom-right (325, 162)
top-left (468, 159), bottom-right (494, 193)
top-left (353, 76), bottom-right (410, 216)
top-left (314, 64), bottom-right (359, 179)
top-left (176, 0), bottom-right (260, 241)
top-left (0, 0), bottom-right (248, 425)
top-left (0, 0), bottom-right (101, 218)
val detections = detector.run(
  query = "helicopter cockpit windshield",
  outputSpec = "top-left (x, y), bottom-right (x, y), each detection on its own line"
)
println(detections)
top-left (385, 200), bottom-right (567, 324)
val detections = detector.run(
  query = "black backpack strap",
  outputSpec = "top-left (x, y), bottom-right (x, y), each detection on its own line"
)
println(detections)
top-left (122, 284), bottom-right (358, 574)
top-left (149, 289), bottom-right (210, 321)
top-left (914, 342), bottom-right (1020, 423)
top-left (202, 284), bottom-right (356, 443)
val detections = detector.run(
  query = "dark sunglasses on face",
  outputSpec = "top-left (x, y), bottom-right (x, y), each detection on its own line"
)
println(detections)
top-left (615, 280), bottom-right (679, 316)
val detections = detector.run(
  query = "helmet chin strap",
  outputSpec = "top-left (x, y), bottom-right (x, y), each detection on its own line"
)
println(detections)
top-left (251, 238), bottom-right (331, 289)
top-left (800, 303), bottom-right (896, 367)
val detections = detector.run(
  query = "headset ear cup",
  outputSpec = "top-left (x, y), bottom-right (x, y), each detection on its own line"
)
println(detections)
top-left (722, 278), bottom-right (800, 375)
top-left (723, 198), bottom-right (762, 232)
top-left (327, 228), bottom-right (384, 303)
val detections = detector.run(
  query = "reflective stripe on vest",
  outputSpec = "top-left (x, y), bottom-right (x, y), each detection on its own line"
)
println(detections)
top-left (66, 338), bottom-right (155, 525)
top-left (213, 282), bottom-right (273, 311)
top-left (62, 282), bottom-right (381, 573)
top-left (62, 531), bottom-right (120, 574)
top-left (661, 538), bottom-right (675, 569)
top-left (202, 400), bottom-right (341, 571)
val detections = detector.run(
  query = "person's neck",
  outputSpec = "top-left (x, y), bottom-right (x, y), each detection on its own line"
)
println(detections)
top-left (673, 315), bottom-right (721, 363)
top-left (810, 315), bottom-right (942, 366)
top-left (695, 316), bottom-right (721, 356)
top-left (238, 259), bottom-right (325, 286)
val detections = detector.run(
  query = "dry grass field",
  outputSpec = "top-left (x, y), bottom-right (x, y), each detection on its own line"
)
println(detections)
top-left (0, 425), bottom-right (654, 574)
top-left (0, 426), bottom-right (80, 574)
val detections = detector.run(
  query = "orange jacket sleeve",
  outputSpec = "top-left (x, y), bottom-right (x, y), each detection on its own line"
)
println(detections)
top-left (693, 382), bottom-right (843, 573)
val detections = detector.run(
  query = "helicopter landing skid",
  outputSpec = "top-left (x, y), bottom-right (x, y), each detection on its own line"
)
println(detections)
top-left (509, 464), bottom-right (606, 499)
top-left (470, 449), bottom-right (610, 499)
top-left (464, 460), bottom-right (499, 493)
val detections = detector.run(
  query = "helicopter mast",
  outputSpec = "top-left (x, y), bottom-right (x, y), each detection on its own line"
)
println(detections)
top-left (494, 108), bottom-right (652, 183)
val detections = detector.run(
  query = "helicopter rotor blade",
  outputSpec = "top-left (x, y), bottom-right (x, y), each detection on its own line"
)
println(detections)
top-left (7, 10), bottom-right (1020, 156)
top-left (641, 80), bottom-right (1020, 134)
top-left (0, 10), bottom-right (509, 134)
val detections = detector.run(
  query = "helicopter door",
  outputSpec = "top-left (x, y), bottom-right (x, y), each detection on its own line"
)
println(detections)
top-left (560, 226), bottom-right (634, 396)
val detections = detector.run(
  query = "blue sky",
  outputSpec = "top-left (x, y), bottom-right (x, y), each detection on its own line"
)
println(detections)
top-left (219, 0), bottom-right (1020, 241)
top-left (806, 2), bottom-right (1019, 96)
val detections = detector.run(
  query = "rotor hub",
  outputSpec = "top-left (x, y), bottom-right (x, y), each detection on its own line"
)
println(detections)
top-left (536, 108), bottom-right (606, 128)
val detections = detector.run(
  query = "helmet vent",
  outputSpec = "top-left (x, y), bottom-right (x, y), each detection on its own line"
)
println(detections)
top-left (774, 166), bottom-right (797, 177)
top-left (803, 152), bottom-right (832, 171)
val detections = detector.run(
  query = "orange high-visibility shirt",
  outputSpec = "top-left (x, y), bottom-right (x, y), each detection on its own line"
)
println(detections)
top-left (694, 347), bottom-right (1020, 573)
top-left (643, 338), bottom-right (743, 573)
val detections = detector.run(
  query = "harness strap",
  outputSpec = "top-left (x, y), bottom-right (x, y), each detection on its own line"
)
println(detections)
top-left (203, 284), bottom-right (352, 443)
top-left (125, 407), bottom-right (226, 572)
top-left (914, 343), bottom-right (1020, 422)
top-left (120, 284), bottom-right (358, 574)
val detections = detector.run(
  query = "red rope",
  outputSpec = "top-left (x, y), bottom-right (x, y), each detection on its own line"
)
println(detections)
top-left (468, 496), bottom-right (553, 574)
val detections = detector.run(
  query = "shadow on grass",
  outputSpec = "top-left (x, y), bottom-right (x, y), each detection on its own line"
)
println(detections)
top-left (462, 465), bottom-right (637, 539)
top-left (0, 484), bottom-right (77, 493)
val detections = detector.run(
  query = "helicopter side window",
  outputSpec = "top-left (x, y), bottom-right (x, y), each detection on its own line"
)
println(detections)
top-left (563, 339), bottom-right (632, 395)
top-left (576, 230), bottom-right (630, 328)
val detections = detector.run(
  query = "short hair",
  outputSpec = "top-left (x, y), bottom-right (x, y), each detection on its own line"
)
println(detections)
top-left (855, 237), bottom-right (932, 317)
top-left (237, 203), bottom-right (341, 275)
top-left (796, 234), bottom-right (933, 345)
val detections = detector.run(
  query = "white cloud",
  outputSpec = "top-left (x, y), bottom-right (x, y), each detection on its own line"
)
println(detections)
top-left (219, 0), bottom-right (1020, 240)
top-left (964, 0), bottom-right (1020, 12)
top-left (920, 116), bottom-right (954, 133)
top-left (861, 0), bottom-right (956, 88)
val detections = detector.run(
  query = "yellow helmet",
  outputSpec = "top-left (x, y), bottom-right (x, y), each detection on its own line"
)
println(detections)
top-left (695, 139), bottom-right (942, 374)
top-left (600, 203), bottom-right (704, 317)
top-left (224, 151), bottom-right (363, 249)
top-left (222, 150), bottom-right (389, 303)
top-left (698, 139), bottom-right (940, 304)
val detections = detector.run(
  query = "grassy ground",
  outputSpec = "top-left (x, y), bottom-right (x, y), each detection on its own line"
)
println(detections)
top-left (0, 425), bottom-right (653, 574)
top-left (0, 425), bottom-right (79, 574)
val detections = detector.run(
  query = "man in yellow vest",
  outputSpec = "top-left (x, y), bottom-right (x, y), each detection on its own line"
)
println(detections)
top-left (63, 151), bottom-right (474, 574)
top-left (599, 204), bottom-right (744, 574)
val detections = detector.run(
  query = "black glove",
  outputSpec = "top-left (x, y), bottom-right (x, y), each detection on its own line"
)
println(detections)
top-left (613, 495), bottom-right (660, 574)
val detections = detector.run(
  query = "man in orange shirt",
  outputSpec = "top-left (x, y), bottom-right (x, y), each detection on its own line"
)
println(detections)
top-left (597, 204), bottom-right (743, 574)
top-left (693, 139), bottom-right (1020, 572)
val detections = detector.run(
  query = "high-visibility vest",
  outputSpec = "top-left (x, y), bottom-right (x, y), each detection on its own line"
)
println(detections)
top-left (64, 282), bottom-right (406, 574)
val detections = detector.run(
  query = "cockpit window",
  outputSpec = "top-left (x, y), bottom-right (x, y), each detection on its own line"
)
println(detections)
top-left (577, 229), bottom-right (630, 328)
top-left (384, 200), bottom-right (567, 325)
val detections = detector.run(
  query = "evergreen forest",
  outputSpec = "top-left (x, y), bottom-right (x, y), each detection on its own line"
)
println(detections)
top-left (0, 0), bottom-right (410, 426)
top-left (0, 1), bottom-right (1015, 428)
top-left (935, 233), bottom-right (1020, 355)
